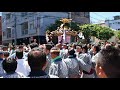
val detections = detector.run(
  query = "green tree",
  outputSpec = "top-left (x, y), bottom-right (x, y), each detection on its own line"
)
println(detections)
top-left (70, 22), bottom-right (80, 31)
top-left (79, 24), bottom-right (98, 43)
top-left (116, 30), bottom-right (120, 39)
top-left (46, 19), bottom-right (62, 32)
top-left (96, 26), bottom-right (114, 40)
top-left (79, 24), bottom-right (114, 43)
top-left (46, 19), bottom-right (80, 32)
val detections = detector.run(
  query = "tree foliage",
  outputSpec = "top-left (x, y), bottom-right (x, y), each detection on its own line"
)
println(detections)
top-left (79, 24), bottom-right (98, 43)
top-left (46, 20), bottom-right (62, 32)
top-left (96, 27), bottom-right (114, 40)
top-left (79, 24), bottom-right (114, 43)
top-left (70, 22), bottom-right (80, 31)
top-left (115, 30), bottom-right (120, 39)
top-left (46, 20), bottom-right (115, 44)
top-left (46, 19), bottom-right (80, 32)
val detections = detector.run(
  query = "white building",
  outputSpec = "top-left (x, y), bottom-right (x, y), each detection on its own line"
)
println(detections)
top-left (2, 12), bottom-right (68, 45)
top-left (105, 16), bottom-right (120, 30)
top-left (2, 12), bottom-right (90, 45)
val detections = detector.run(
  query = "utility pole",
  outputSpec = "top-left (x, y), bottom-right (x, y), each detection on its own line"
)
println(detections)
top-left (37, 16), bottom-right (41, 44)
top-left (68, 12), bottom-right (72, 19)
top-left (14, 13), bottom-right (17, 45)
top-left (108, 19), bottom-right (110, 28)
top-left (68, 12), bottom-right (72, 27)
top-left (106, 18), bottom-right (110, 28)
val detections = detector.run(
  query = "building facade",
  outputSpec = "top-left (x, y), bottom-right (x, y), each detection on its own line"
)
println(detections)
top-left (2, 12), bottom-right (90, 45)
top-left (105, 16), bottom-right (120, 30)
top-left (0, 16), bottom-right (2, 45)
top-left (71, 12), bottom-right (90, 24)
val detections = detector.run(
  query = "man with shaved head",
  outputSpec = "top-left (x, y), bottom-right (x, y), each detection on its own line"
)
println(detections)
top-left (95, 46), bottom-right (120, 78)
top-left (28, 47), bottom-right (58, 78)
top-left (49, 47), bottom-right (68, 78)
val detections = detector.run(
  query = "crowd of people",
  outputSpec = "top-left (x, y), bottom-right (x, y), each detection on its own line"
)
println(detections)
top-left (0, 40), bottom-right (120, 78)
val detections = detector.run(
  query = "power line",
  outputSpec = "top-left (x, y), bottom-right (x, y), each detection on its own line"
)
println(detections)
top-left (90, 21), bottom-right (99, 24)
top-left (90, 14), bottom-right (108, 24)
top-left (90, 12), bottom-right (107, 23)
top-left (91, 12), bottom-right (106, 19)
top-left (90, 16), bottom-right (103, 24)
top-left (90, 16), bottom-right (101, 21)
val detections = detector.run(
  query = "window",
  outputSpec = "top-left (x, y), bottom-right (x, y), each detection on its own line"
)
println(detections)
top-left (21, 12), bottom-right (27, 17)
top-left (30, 24), bottom-right (32, 30)
top-left (12, 28), bottom-right (14, 37)
top-left (3, 31), bottom-right (6, 37)
top-left (37, 17), bottom-right (40, 28)
top-left (29, 12), bottom-right (36, 16)
top-left (6, 14), bottom-right (11, 20)
top-left (21, 22), bottom-right (28, 35)
top-left (30, 22), bottom-right (34, 30)
top-left (2, 18), bottom-right (5, 23)
top-left (84, 12), bottom-right (89, 18)
top-left (75, 12), bottom-right (80, 16)
top-left (11, 13), bottom-right (15, 19)
top-left (109, 23), bottom-right (112, 26)
top-left (6, 28), bottom-right (11, 38)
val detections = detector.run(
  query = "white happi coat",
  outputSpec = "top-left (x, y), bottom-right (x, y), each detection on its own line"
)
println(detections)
top-left (64, 56), bottom-right (80, 78)
top-left (77, 53), bottom-right (95, 78)
top-left (0, 60), bottom-right (5, 77)
top-left (49, 56), bottom-right (68, 78)
top-left (44, 54), bottom-right (52, 74)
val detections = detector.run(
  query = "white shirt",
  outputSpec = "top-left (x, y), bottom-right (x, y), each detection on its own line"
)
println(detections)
top-left (3, 72), bottom-right (26, 78)
top-left (91, 53), bottom-right (99, 63)
top-left (16, 58), bottom-right (31, 76)
top-left (77, 53), bottom-right (92, 72)
top-left (8, 52), bottom-right (28, 59)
